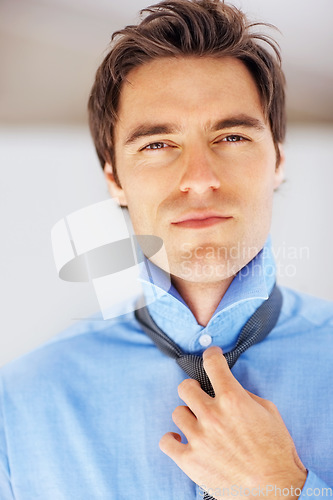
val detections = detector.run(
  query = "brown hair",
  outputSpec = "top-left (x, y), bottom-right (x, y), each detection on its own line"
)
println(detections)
top-left (88, 0), bottom-right (286, 184)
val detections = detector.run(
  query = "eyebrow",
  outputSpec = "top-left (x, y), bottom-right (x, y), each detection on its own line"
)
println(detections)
top-left (210, 114), bottom-right (266, 133)
top-left (124, 124), bottom-right (181, 146)
top-left (124, 114), bottom-right (265, 146)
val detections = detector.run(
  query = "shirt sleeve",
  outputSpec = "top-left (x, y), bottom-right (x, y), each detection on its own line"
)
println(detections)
top-left (0, 376), bottom-right (15, 499)
top-left (299, 470), bottom-right (332, 499)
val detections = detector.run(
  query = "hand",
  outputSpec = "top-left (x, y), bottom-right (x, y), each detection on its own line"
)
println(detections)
top-left (159, 346), bottom-right (307, 499)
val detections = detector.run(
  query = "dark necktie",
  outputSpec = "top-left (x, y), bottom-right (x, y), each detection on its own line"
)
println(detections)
top-left (134, 284), bottom-right (282, 499)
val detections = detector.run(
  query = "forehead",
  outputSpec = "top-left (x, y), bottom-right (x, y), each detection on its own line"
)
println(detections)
top-left (116, 56), bottom-right (266, 132)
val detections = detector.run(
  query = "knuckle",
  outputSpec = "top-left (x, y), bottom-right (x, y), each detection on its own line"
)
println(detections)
top-left (215, 390), bottom-right (244, 417)
top-left (266, 400), bottom-right (278, 413)
top-left (203, 354), bottom-right (217, 371)
top-left (172, 405), bottom-right (188, 424)
top-left (201, 403), bottom-right (222, 428)
top-left (172, 405), bottom-right (183, 420)
top-left (203, 349), bottom-right (225, 368)
top-left (159, 434), bottom-right (168, 450)
top-left (159, 433), bottom-right (178, 455)
top-left (220, 388), bottom-right (239, 409)
top-left (178, 378), bottom-right (199, 395)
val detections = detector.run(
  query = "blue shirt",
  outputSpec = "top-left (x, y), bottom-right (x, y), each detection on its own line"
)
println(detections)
top-left (0, 239), bottom-right (332, 499)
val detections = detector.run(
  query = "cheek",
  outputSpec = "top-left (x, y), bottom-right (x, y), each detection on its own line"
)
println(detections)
top-left (126, 198), bottom-right (149, 232)
top-left (244, 156), bottom-right (277, 193)
top-left (122, 166), bottom-right (174, 213)
top-left (234, 167), bottom-right (276, 217)
top-left (123, 185), bottom-right (159, 236)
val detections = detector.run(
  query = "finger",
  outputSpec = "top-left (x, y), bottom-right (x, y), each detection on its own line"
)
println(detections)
top-left (169, 431), bottom-right (182, 441)
top-left (172, 405), bottom-right (197, 440)
top-left (177, 378), bottom-right (211, 417)
top-left (246, 390), bottom-right (280, 415)
top-left (246, 390), bottom-right (287, 427)
top-left (245, 390), bottom-right (269, 407)
top-left (203, 346), bottom-right (244, 398)
top-left (159, 431), bottom-right (187, 460)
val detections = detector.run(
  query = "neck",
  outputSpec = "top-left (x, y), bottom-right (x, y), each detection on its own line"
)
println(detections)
top-left (171, 275), bottom-right (234, 326)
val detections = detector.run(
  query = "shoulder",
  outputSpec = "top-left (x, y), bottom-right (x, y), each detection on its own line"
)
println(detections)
top-left (279, 285), bottom-right (333, 330)
top-left (0, 305), bottom-right (147, 391)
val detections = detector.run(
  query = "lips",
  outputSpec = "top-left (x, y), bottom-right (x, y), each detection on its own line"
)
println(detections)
top-left (171, 211), bottom-right (232, 228)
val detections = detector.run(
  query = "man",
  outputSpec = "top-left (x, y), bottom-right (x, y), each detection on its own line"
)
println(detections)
top-left (0, 1), bottom-right (332, 499)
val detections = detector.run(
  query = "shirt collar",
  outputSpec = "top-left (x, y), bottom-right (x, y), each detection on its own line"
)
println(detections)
top-left (139, 236), bottom-right (276, 354)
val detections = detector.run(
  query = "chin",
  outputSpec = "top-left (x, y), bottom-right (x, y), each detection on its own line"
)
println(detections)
top-left (170, 257), bottom-right (243, 283)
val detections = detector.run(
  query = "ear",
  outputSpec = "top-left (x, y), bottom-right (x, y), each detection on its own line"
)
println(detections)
top-left (273, 144), bottom-right (285, 190)
top-left (103, 163), bottom-right (128, 207)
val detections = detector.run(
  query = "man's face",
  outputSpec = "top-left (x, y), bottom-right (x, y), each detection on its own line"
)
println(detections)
top-left (105, 56), bottom-right (284, 283)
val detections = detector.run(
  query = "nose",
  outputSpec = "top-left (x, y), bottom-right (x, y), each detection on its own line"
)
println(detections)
top-left (179, 147), bottom-right (221, 194)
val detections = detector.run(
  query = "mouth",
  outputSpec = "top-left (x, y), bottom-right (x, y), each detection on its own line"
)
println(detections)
top-left (171, 212), bottom-right (233, 229)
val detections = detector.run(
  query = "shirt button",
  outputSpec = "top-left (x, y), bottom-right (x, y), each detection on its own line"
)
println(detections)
top-left (199, 334), bottom-right (212, 347)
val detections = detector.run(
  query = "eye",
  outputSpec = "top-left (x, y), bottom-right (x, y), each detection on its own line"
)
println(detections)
top-left (142, 142), bottom-right (169, 150)
top-left (221, 135), bottom-right (246, 143)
